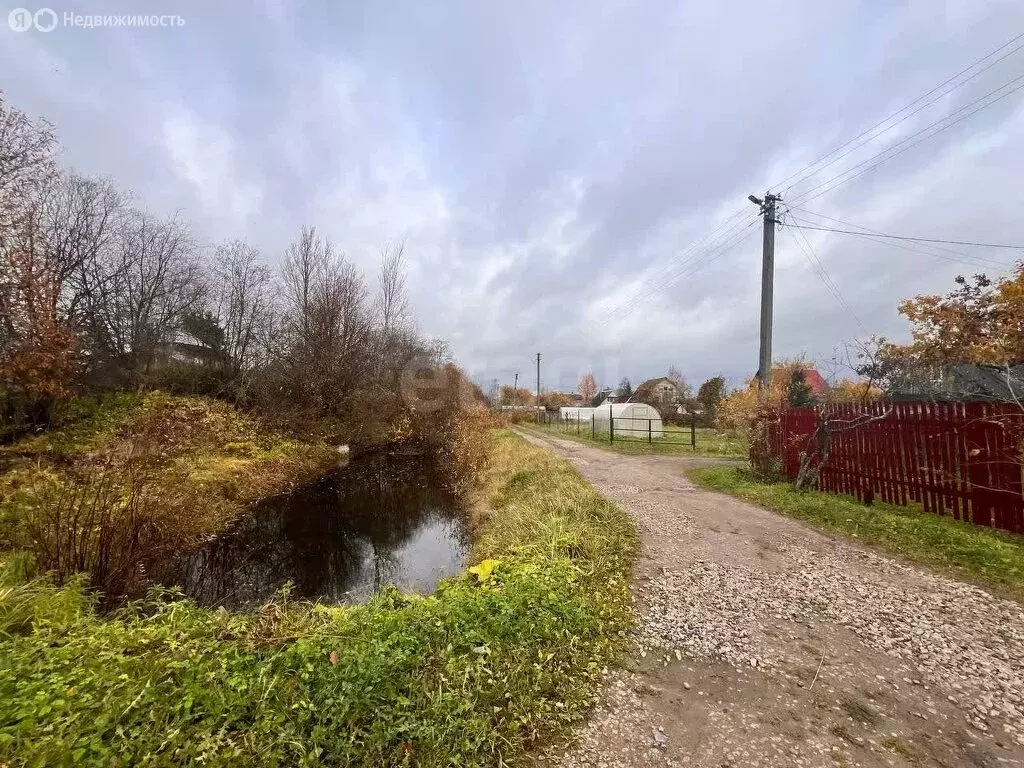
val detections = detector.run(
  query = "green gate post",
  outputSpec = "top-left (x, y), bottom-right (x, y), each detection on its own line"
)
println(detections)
top-left (591, 414), bottom-right (595, 440)
top-left (609, 404), bottom-right (614, 443)
top-left (691, 415), bottom-right (696, 449)
top-left (648, 418), bottom-right (652, 444)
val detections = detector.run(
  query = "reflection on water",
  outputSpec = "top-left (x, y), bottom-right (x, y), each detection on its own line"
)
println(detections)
top-left (154, 454), bottom-right (468, 608)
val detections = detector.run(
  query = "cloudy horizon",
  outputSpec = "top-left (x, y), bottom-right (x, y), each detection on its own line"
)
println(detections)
top-left (3, 0), bottom-right (1024, 394)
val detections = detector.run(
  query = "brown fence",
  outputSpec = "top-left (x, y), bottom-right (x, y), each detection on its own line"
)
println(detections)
top-left (760, 402), bottom-right (1024, 534)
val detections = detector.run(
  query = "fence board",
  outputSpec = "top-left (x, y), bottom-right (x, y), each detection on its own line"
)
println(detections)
top-left (755, 402), bottom-right (1024, 535)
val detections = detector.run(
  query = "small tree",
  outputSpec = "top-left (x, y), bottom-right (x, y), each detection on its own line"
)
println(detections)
top-left (666, 365), bottom-right (692, 400)
top-left (577, 372), bottom-right (597, 405)
top-left (499, 385), bottom-right (534, 405)
top-left (538, 391), bottom-right (571, 409)
top-left (696, 376), bottom-right (726, 425)
top-left (787, 368), bottom-right (815, 407)
top-left (616, 377), bottom-right (633, 399)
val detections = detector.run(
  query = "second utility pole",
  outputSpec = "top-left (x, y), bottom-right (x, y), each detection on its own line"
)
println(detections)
top-left (749, 192), bottom-right (780, 393)
top-left (536, 353), bottom-right (541, 422)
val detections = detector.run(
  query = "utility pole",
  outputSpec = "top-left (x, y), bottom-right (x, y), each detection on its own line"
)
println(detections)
top-left (513, 372), bottom-right (519, 405)
top-left (749, 192), bottom-right (781, 393)
top-left (536, 353), bottom-right (541, 422)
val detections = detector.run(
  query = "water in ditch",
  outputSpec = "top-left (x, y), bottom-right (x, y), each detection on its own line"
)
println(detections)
top-left (153, 453), bottom-right (468, 609)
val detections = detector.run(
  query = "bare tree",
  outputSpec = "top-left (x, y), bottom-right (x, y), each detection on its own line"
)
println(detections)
top-left (208, 240), bottom-right (274, 381)
top-left (376, 241), bottom-right (409, 336)
top-left (0, 94), bottom-right (57, 222)
top-left (44, 174), bottom-right (125, 316)
top-left (282, 225), bottom-right (332, 343)
top-left (373, 241), bottom-right (413, 382)
top-left (0, 96), bottom-right (59, 357)
top-left (274, 226), bottom-right (376, 415)
top-left (667, 365), bottom-right (693, 400)
top-left (86, 210), bottom-right (202, 378)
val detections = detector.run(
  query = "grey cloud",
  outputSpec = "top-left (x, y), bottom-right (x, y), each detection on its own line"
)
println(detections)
top-left (2, 0), bottom-right (1024, 393)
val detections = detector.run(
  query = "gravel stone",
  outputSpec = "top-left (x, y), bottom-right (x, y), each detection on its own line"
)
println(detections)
top-left (521, 430), bottom-right (1024, 768)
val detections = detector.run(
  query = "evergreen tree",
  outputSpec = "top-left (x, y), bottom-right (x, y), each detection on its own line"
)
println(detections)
top-left (787, 368), bottom-right (815, 407)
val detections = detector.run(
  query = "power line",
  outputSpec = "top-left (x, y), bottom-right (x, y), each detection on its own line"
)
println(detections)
top-left (789, 206), bottom-right (1018, 267)
top-left (782, 223), bottom-right (869, 334)
top-left (789, 73), bottom-right (1024, 206)
top-left (786, 212), bottom-right (1017, 272)
top-left (584, 33), bottom-right (1024, 334)
top-left (589, 213), bottom-right (759, 331)
top-left (776, 32), bottom-right (1024, 196)
top-left (785, 222), bottom-right (1024, 250)
top-left (586, 208), bottom-right (750, 325)
top-left (591, 217), bottom-right (758, 332)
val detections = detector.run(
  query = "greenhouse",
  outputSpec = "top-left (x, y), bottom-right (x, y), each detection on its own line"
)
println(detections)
top-left (558, 407), bottom-right (595, 421)
top-left (591, 403), bottom-right (663, 438)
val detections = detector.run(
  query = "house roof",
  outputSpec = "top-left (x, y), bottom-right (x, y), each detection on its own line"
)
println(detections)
top-left (634, 377), bottom-right (681, 399)
top-left (636, 376), bottom-right (677, 390)
top-left (802, 368), bottom-right (828, 396)
top-left (891, 364), bottom-right (1024, 402)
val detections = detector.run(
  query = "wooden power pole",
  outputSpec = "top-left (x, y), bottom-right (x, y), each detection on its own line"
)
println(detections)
top-left (749, 192), bottom-right (781, 393)
top-left (536, 353), bottom-right (541, 422)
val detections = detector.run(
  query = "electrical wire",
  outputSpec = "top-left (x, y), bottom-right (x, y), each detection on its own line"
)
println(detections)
top-left (583, 33), bottom-right (1024, 332)
top-left (789, 206), bottom-right (1020, 266)
top-left (782, 222), bottom-right (869, 334)
top-left (782, 222), bottom-right (1024, 250)
top-left (774, 31), bottom-right (1024, 196)
top-left (787, 211), bottom-right (1017, 272)
top-left (587, 212), bottom-right (758, 332)
top-left (788, 74), bottom-right (1024, 206)
top-left (588, 216), bottom-right (758, 333)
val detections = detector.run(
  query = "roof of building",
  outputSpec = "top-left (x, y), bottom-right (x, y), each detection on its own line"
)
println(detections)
top-left (891, 364), bottom-right (1024, 402)
top-left (803, 368), bottom-right (829, 396)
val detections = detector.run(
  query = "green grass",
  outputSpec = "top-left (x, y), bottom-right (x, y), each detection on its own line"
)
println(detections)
top-left (528, 421), bottom-right (748, 459)
top-left (0, 392), bottom-right (339, 565)
top-left (0, 429), bottom-right (638, 767)
top-left (687, 465), bottom-right (1024, 603)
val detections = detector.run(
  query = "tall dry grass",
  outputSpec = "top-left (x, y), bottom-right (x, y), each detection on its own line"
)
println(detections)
top-left (23, 457), bottom-right (154, 597)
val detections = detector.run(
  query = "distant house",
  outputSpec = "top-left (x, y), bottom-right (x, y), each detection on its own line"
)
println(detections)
top-left (634, 377), bottom-right (682, 409)
top-left (593, 388), bottom-right (620, 406)
top-left (890, 364), bottom-right (1024, 402)
top-left (154, 329), bottom-right (222, 368)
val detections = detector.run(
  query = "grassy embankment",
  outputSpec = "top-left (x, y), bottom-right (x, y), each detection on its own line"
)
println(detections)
top-left (688, 465), bottom-right (1024, 603)
top-left (0, 392), bottom-right (340, 597)
top-left (529, 420), bottom-right (748, 459)
top-left (0, 427), bottom-right (637, 766)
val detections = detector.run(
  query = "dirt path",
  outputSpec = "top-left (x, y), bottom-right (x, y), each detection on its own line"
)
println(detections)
top-left (516, 429), bottom-right (1024, 768)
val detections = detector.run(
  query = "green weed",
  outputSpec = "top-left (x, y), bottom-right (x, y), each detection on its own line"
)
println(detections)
top-left (0, 429), bottom-right (638, 766)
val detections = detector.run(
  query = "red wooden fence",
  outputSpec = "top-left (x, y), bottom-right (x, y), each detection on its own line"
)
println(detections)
top-left (758, 402), bottom-right (1024, 534)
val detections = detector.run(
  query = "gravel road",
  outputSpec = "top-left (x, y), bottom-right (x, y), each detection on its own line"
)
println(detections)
top-left (517, 429), bottom-right (1024, 768)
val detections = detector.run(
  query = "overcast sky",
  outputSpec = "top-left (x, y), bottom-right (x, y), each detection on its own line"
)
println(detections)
top-left (3, 0), bottom-right (1024, 393)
